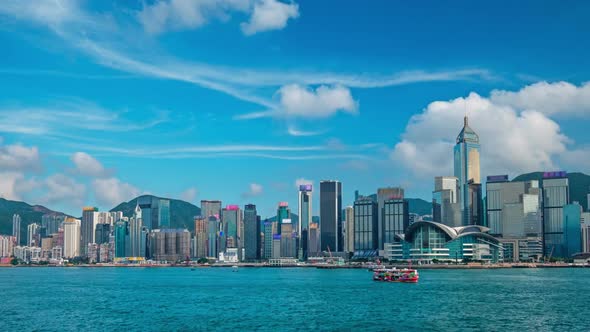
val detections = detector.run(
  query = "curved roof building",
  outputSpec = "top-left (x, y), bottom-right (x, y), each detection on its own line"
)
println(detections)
top-left (386, 221), bottom-right (502, 262)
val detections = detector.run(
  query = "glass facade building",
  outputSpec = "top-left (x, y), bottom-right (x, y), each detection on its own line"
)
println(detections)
top-left (454, 116), bottom-right (481, 226)
top-left (377, 187), bottom-right (404, 249)
top-left (563, 203), bottom-right (582, 258)
top-left (276, 203), bottom-right (290, 235)
top-left (353, 199), bottom-right (378, 252)
top-left (158, 199), bottom-right (170, 229)
top-left (542, 175), bottom-right (569, 257)
top-left (320, 180), bottom-right (343, 252)
top-left (432, 177), bottom-right (460, 227)
top-left (298, 185), bottom-right (312, 259)
top-left (201, 200), bottom-right (222, 219)
top-left (81, 207), bottom-right (98, 257)
top-left (244, 204), bottom-right (260, 261)
top-left (382, 199), bottom-right (409, 245)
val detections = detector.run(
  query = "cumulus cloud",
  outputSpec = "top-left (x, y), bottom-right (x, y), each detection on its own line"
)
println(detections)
top-left (391, 92), bottom-right (569, 179)
top-left (138, 0), bottom-right (298, 36)
top-left (0, 143), bottom-right (40, 172)
top-left (42, 174), bottom-right (86, 206)
top-left (278, 84), bottom-right (358, 118)
top-left (93, 177), bottom-right (141, 207)
top-left (180, 187), bottom-right (198, 202)
top-left (71, 152), bottom-right (112, 177)
top-left (242, 183), bottom-right (263, 198)
top-left (241, 0), bottom-right (299, 36)
top-left (490, 81), bottom-right (590, 117)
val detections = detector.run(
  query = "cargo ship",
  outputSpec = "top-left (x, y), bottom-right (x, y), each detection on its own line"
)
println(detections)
top-left (372, 268), bottom-right (419, 283)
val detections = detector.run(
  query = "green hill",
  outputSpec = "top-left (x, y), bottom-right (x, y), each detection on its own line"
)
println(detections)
top-left (0, 198), bottom-right (67, 245)
top-left (110, 195), bottom-right (201, 232)
top-left (512, 171), bottom-right (590, 211)
top-left (407, 198), bottom-right (432, 216)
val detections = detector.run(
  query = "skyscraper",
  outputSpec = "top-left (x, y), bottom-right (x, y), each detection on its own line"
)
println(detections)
top-left (138, 196), bottom-right (155, 230)
top-left (12, 214), bottom-right (21, 246)
top-left (244, 204), bottom-right (260, 261)
top-left (158, 199), bottom-right (171, 229)
top-left (382, 199), bottom-right (409, 245)
top-left (563, 202), bottom-right (582, 258)
top-left (280, 219), bottom-right (296, 258)
top-left (201, 200), bottom-right (222, 219)
top-left (27, 223), bottom-right (41, 247)
top-left (223, 205), bottom-right (242, 251)
top-left (542, 171), bottom-right (569, 257)
top-left (454, 116), bottom-right (481, 226)
top-left (353, 198), bottom-right (378, 253)
top-left (149, 229), bottom-right (191, 262)
top-left (320, 180), bottom-right (342, 252)
top-left (207, 215), bottom-right (220, 258)
top-left (129, 204), bottom-right (144, 258)
top-left (63, 218), bottom-right (81, 258)
top-left (432, 176), bottom-right (461, 227)
top-left (114, 220), bottom-right (128, 258)
top-left (377, 187), bottom-right (404, 249)
top-left (193, 216), bottom-right (208, 259)
top-left (81, 207), bottom-right (98, 257)
top-left (344, 206), bottom-right (354, 254)
top-left (276, 202), bottom-right (290, 235)
top-left (263, 221), bottom-right (277, 259)
top-left (95, 223), bottom-right (111, 245)
top-left (298, 185), bottom-right (312, 259)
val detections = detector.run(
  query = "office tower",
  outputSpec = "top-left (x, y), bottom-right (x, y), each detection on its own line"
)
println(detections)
top-left (244, 204), bottom-right (260, 261)
top-left (353, 198), bottom-right (378, 252)
top-left (223, 205), bottom-right (242, 251)
top-left (432, 176), bottom-right (461, 227)
top-left (454, 116), bottom-right (481, 226)
top-left (308, 222), bottom-right (320, 256)
top-left (129, 204), bottom-right (144, 258)
top-left (201, 200), bottom-right (222, 219)
top-left (542, 172), bottom-right (569, 257)
top-left (27, 223), bottom-right (41, 247)
top-left (193, 216), bottom-right (208, 259)
top-left (486, 176), bottom-right (541, 237)
top-left (158, 199), bottom-right (171, 229)
top-left (345, 206), bottom-right (354, 254)
top-left (280, 219), bottom-right (296, 258)
top-left (263, 221), bottom-right (276, 259)
top-left (468, 182), bottom-right (483, 226)
top-left (114, 220), bottom-right (128, 258)
top-left (320, 180), bottom-right (343, 252)
top-left (272, 234), bottom-right (281, 259)
top-left (12, 214), bottom-right (21, 246)
top-left (563, 203), bottom-right (582, 258)
top-left (276, 202), bottom-right (290, 235)
top-left (207, 216), bottom-right (220, 258)
top-left (41, 214), bottom-right (65, 235)
top-left (40, 236), bottom-right (53, 259)
top-left (581, 212), bottom-right (590, 253)
top-left (63, 218), bottom-right (81, 258)
top-left (377, 187), bottom-right (404, 249)
top-left (382, 199), bottom-right (409, 245)
top-left (95, 223), bottom-right (111, 244)
top-left (81, 207), bottom-right (98, 257)
top-left (298, 185), bottom-right (312, 259)
top-left (149, 229), bottom-right (191, 262)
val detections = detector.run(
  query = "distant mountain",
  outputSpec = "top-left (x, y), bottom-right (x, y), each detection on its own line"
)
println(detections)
top-left (407, 198), bottom-right (432, 216)
top-left (0, 198), bottom-right (67, 244)
top-left (265, 212), bottom-right (300, 223)
top-left (513, 171), bottom-right (590, 211)
top-left (110, 195), bottom-right (201, 232)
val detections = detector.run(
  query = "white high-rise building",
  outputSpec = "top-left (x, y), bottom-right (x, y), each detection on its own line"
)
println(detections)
top-left (581, 212), bottom-right (590, 253)
top-left (12, 214), bottom-right (21, 246)
top-left (27, 223), bottom-right (41, 247)
top-left (344, 206), bottom-right (354, 254)
top-left (63, 218), bottom-right (81, 258)
top-left (0, 235), bottom-right (16, 258)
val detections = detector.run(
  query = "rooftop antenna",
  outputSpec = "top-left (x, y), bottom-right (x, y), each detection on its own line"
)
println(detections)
top-left (464, 97), bottom-right (468, 126)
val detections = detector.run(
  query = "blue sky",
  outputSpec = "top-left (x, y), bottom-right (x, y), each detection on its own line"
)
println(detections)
top-left (1, 0), bottom-right (590, 217)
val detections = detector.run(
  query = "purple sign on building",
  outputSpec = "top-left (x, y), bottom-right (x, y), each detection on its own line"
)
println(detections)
top-left (543, 171), bottom-right (567, 179)
top-left (273, 234), bottom-right (281, 240)
top-left (299, 184), bottom-right (313, 192)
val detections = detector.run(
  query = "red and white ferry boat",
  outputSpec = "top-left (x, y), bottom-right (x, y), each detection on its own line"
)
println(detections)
top-left (372, 268), bottom-right (419, 283)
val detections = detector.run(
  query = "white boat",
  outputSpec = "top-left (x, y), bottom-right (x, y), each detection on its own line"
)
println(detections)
top-left (232, 265), bottom-right (238, 272)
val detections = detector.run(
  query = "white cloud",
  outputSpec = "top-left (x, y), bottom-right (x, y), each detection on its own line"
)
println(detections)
top-left (71, 152), bottom-right (112, 177)
top-left (242, 183), bottom-right (263, 198)
top-left (276, 84), bottom-right (358, 118)
top-left (391, 92), bottom-right (569, 179)
top-left (42, 173), bottom-right (86, 206)
top-left (93, 177), bottom-right (141, 207)
top-left (0, 172), bottom-right (27, 200)
top-left (180, 187), bottom-right (198, 202)
top-left (490, 81), bottom-right (590, 117)
top-left (0, 143), bottom-right (40, 172)
top-left (241, 0), bottom-right (299, 36)
top-left (287, 126), bottom-right (325, 136)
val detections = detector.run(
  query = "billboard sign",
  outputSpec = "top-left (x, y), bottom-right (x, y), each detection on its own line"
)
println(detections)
top-left (299, 184), bottom-right (313, 192)
top-left (226, 205), bottom-right (239, 211)
top-left (486, 175), bottom-right (509, 183)
top-left (543, 171), bottom-right (567, 179)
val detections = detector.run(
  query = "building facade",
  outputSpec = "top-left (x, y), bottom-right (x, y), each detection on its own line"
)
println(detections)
top-left (432, 176), bottom-right (460, 227)
top-left (542, 172), bottom-right (569, 257)
top-left (344, 206), bottom-right (354, 254)
top-left (382, 199), bottom-right (409, 246)
top-left (244, 204), bottom-right (260, 261)
top-left (454, 116), bottom-right (481, 226)
top-left (12, 214), bottom-right (21, 246)
top-left (63, 218), bottom-right (81, 258)
top-left (81, 207), bottom-right (98, 257)
top-left (298, 185), bottom-right (312, 260)
top-left (149, 229), bottom-right (191, 262)
top-left (320, 180), bottom-right (343, 252)
top-left (353, 198), bottom-right (378, 255)
top-left (377, 187), bottom-right (404, 249)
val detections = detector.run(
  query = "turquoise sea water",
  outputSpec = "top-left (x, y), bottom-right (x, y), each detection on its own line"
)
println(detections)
top-left (1, 267), bottom-right (589, 331)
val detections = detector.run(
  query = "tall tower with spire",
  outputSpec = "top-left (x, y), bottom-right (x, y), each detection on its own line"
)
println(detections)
top-left (454, 116), bottom-right (482, 226)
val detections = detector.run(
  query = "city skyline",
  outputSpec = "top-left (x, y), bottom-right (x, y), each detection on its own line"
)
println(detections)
top-left (1, 1), bottom-right (590, 219)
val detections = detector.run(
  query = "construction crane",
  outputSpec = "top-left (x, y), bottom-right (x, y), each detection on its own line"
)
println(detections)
top-left (547, 246), bottom-right (555, 263)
